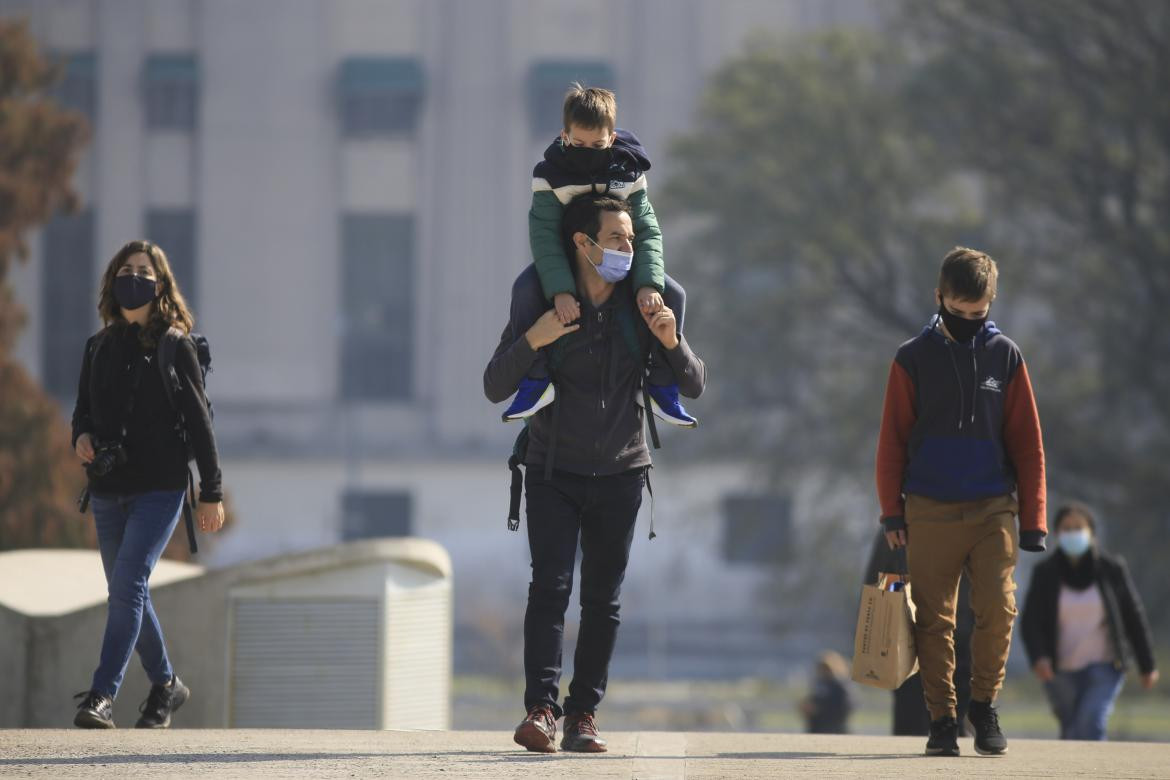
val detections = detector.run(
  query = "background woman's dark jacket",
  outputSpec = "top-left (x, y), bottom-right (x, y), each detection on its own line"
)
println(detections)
top-left (1021, 550), bottom-right (1156, 675)
top-left (71, 322), bottom-right (222, 502)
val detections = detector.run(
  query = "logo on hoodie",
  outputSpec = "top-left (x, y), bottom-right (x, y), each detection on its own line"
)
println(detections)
top-left (980, 376), bottom-right (1003, 393)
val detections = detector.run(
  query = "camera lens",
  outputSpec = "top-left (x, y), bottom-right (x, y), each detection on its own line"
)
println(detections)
top-left (88, 452), bottom-right (113, 477)
top-left (86, 443), bottom-right (125, 478)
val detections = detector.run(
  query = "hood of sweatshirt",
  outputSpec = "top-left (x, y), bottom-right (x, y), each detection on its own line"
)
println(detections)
top-left (534, 128), bottom-right (651, 187)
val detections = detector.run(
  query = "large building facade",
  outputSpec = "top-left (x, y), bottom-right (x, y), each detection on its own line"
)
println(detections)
top-left (4, 0), bottom-right (878, 678)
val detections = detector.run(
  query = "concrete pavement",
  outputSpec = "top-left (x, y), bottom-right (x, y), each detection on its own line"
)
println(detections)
top-left (2, 729), bottom-right (1168, 778)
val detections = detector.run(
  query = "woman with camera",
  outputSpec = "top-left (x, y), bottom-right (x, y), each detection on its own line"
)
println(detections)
top-left (70, 240), bottom-right (224, 729)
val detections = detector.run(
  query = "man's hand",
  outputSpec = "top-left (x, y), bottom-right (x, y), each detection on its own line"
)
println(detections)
top-left (526, 309), bottom-right (581, 350)
top-left (1142, 670), bottom-right (1159, 690)
top-left (885, 529), bottom-right (907, 550)
top-left (643, 305), bottom-right (679, 350)
top-left (1033, 657), bottom-right (1055, 683)
top-left (197, 501), bottom-right (225, 533)
top-left (637, 287), bottom-right (664, 315)
top-left (75, 433), bottom-right (95, 464)
top-left (553, 293), bottom-right (581, 325)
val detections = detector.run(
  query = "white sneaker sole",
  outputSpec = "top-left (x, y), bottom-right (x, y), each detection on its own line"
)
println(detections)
top-left (636, 394), bottom-right (697, 428)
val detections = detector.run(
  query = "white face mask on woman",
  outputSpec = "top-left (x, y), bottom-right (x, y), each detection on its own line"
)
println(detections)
top-left (1058, 528), bottom-right (1092, 558)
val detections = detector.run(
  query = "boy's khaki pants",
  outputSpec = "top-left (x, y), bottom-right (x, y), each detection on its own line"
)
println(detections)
top-left (905, 493), bottom-right (1020, 721)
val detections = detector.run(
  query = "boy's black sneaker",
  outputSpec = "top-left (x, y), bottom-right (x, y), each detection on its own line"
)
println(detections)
top-left (967, 699), bottom-right (1008, 755)
top-left (73, 690), bottom-right (115, 729)
top-left (924, 715), bottom-right (959, 756)
top-left (135, 675), bottom-right (190, 728)
top-left (561, 712), bottom-right (607, 753)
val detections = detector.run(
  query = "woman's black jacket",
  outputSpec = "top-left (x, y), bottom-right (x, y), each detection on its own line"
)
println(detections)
top-left (1020, 549), bottom-right (1156, 675)
top-left (71, 322), bottom-right (222, 502)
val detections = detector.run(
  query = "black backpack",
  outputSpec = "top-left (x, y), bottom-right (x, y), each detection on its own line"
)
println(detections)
top-left (157, 326), bottom-right (214, 442)
top-left (156, 327), bottom-right (213, 554)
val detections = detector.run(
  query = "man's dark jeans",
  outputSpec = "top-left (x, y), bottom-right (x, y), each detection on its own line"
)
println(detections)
top-left (509, 264), bottom-right (686, 383)
top-left (523, 466), bottom-right (645, 718)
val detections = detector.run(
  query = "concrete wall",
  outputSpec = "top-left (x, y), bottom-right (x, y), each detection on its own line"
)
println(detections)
top-left (0, 607), bottom-right (30, 727)
top-left (5, 540), bottom-right (451, 729)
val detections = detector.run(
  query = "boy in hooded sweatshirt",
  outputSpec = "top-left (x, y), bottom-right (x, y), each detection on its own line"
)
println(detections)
top-left (500, 84), bottom-right (695, 428)
top-left (875, 247), bottom-right (1047, 758)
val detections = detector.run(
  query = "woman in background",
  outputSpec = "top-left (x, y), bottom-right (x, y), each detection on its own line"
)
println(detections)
top-left (1021, 503), bottom-right (1158, 740)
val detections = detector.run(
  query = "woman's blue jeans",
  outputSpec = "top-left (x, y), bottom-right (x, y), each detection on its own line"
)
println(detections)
top-left (1044, 661), bottom-right (1126, 740)
top-left (89, 490), bottom-right (185, 698)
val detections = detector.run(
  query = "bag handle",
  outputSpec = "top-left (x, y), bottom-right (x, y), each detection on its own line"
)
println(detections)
top-left (877, 545), bottom-right (909, 589)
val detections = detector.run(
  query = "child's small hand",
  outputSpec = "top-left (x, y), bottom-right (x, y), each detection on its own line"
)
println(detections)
top-left (554, 293), bottom-right (581, 324)
top-left (637, 287), bottom-right (664, 315)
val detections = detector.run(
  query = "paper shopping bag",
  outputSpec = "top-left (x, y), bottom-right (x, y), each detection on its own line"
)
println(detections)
top-left (850, 572), bottom-right (918, 690)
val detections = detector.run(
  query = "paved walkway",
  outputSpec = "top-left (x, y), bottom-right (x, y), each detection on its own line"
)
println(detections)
top-left (1, 730), bottom-right (1167, 778)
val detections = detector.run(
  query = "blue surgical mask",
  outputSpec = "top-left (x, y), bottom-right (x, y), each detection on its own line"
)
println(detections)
top-left (1058, 528), bottom-right (1092, 558)
top-left (585, 236), bottom-right (633, 283)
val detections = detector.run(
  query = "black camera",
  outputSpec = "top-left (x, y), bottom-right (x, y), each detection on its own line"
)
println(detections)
top-left (86, 439), bottom-right (128, 478)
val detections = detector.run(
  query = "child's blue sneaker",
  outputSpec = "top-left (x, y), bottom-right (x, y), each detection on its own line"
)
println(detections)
top-left (640, 383), bottom-right (697, 428)
top-left (503, 377), bottom-right (555, 421)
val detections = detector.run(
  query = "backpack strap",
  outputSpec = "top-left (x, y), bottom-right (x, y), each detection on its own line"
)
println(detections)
top-left (642, 384), bottom-right (661, 450)
top-left (183, 467), bottom-right (199, 554)
top-left (85, 328), bottom-right (111, 432)
top-left (541, 331), bottom-right (583, 480)
top-left (615, 304), bottom-right (662, 450)
top-left (157, 327), bottom-right (199, 555)
top-left (506, 425), bottom-right (529, 531)
top-left (645, 465), bottom-right (656, 540)
top-left (542, 393), bottom-right (562, 481)
top-left (156, 327), bottom-right (185, 413)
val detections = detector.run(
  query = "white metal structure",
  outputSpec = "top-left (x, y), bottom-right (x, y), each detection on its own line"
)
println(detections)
top-left (226, 538), bottom-right (452, 729)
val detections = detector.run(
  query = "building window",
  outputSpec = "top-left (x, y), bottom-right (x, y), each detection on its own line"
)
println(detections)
top-left (527, 61), bottom-right (615, 138)
top-left (50, 52), bottom-right (97, 118)
top-left (337, 58), bottom-right (424, 138)
top-left (341, 490), bottom-right (412, 541)
top-left (143, 54), bottom-right (198, 131)
top-left (145, 210), bottom-right (197, 313)
top-left (721, 494), bottom-right (793, 565)
top-left (42, 210), bottom-right (95, 399)
top-left (340, 213), bottom-right (414, 401)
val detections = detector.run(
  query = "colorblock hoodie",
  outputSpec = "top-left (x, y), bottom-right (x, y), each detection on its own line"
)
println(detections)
top-left (529, 128), bottom-right (665, 301)
top-left (875, 315), bottom-right (1047, 551)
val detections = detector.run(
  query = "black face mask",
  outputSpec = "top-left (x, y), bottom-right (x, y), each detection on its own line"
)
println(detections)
top-left (938, 302), bottom-right (987, 343)
top-left (113, 274), bottom-right (158, 311)
top-left (562, 143), bottom-right (613, 177)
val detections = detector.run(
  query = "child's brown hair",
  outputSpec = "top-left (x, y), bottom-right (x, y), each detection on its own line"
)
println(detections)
top-left (563, 83), bottom-right (617, 132)
top-left (939, 246), bottom-right (998, 302)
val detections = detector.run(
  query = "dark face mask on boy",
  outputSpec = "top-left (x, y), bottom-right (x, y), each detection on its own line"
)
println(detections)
top-left (937, 302), bottom-right (988, 343)
top-left (563, 143), bottom-right (613, 176)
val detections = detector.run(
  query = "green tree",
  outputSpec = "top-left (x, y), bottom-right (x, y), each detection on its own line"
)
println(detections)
top-left (663, 29), bottom-right (986, 634)
top-left (665, 3), bottom-right (1170, 637)
top-left (902, 0), bottom-right (1170, 634)
top-left (0, 19), bottom-right (91, 549)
